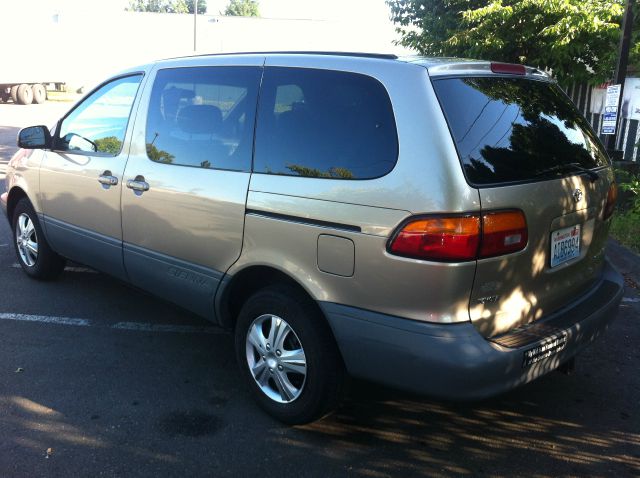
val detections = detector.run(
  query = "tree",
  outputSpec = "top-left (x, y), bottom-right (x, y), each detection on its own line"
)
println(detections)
top-left (387, 0), bottom-right (631, 85)
top-left (224, 0), bottom-right (260, 17)
top-left (127, 0), bottom-right (187, 13)
top-left (187, 0), bottom-right (207, 14)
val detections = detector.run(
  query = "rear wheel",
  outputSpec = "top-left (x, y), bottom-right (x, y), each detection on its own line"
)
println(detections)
top-left (12, 198), bottom-right (65, 280)
top-left (31, 84), bottom-right (46, 104)
top-left (235, 284), bottom-right (344, 424)
top-left (16, 84), bottom-right (33, 105)
top-left (10, 85), bottom-right (19, 103)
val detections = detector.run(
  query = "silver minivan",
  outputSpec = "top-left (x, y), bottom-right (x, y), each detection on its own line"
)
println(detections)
top-left (1, 53), bottom-right (623, 424)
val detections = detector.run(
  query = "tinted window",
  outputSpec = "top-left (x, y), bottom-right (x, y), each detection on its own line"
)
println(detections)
top-left (58, 75), bottom-right (142, 155)
top-left (145, 67), bottom-right (261, 171)
top-left (433, 77), bottom-right (609, 186)
top-left (254, 67), bottom-right (398, 179)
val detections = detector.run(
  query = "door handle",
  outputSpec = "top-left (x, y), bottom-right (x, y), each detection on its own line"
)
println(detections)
top-left (126, 175), bottom-right (150, 195)
top-left (98, 171), bottom-right (118, 188)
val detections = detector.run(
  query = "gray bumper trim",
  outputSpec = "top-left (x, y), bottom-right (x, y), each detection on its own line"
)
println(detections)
top-left (320, 260), bottom-right (624, 400)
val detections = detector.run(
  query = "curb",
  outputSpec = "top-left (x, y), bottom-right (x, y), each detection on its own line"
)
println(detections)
top-left (606, 238), bottom-right (640, 288)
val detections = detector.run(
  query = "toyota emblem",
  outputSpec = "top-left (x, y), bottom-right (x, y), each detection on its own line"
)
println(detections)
top-left (572, 188), bottom-right (583, 203)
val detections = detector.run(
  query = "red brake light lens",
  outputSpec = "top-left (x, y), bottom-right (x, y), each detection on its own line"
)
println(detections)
top-left (490, 62), bottom-right (526, 75)
top-left (388, 210), bottom-right (528, 262)
top-left (480, 210), bottom-right (528, 258)
top-left (388, 215), bottom-right (480, 261)
top-left (603, 182), bottom-right (618, 220)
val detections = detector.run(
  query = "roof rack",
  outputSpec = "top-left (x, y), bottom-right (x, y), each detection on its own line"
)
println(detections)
top-left (164, 51), bottom-right (399, 61)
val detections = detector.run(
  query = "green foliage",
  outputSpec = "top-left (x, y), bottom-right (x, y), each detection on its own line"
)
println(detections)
top-left (610, 210), bottom-right (640, 254)
top-left (387, 0), bottom-right (630, 85)
top-left (617, 168), bottom-right (640, 213)
top-left (146, 143), bottom-right (175, 163)
top-left (224, 0), bottom-right (260, 17)
top-left (286, 164), bottom-right (354, 179)
top-left (94, 136), bottom-right (122, 155)
top-left (187, 0), bottom-right (207, 14)
top-left (127, 0), bottom-right (206, 14)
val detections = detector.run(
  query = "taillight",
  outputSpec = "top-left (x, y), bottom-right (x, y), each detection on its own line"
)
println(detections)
top-left (490, 62), bottom-right (526, 75)
top-left (388, 215), bottom-right (481, 261)
top-left (603, 182), bottom-right (618, 220)
top-left (388, 210), bottom-right (528, 262)
top-left (480, 210), bottom-right (528, 258)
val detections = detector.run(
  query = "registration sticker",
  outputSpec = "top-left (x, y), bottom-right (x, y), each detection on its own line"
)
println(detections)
top-left (550, 225), bottom-right (581, 268)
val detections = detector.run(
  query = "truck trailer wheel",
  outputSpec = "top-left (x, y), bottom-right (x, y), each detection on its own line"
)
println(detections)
top-left (31, 84), bottom-right (46, 104)
top-left (17, 84), bottom-right (33, 105)
top-left (10, 85), bottom-right (19, 103)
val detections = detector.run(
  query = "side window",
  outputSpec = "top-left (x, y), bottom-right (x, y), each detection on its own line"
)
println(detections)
top-left (254, 67), bottom-right (398, 179)
top-left (145, 66), bottom-right (261, 171)
top-left (58, 75), bottom-right (142, 155)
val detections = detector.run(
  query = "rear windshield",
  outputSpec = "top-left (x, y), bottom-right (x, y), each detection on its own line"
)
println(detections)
top-left (432, 77), bottom-right (609, 187)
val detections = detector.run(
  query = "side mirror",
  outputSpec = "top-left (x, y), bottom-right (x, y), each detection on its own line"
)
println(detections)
top-left (17, 125), bottom-right (52, 149)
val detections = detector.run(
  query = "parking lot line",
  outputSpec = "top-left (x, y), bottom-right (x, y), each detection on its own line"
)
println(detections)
top-left (0, 312), bottom-right (223, 335)
top-left (0, 313), bottom-right (90, 327)
top-left (10, 263), bottom-right (97, 273)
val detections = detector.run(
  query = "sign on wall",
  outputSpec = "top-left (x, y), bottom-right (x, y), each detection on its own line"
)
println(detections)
top-left (601, 84), bottom-right (621, 135)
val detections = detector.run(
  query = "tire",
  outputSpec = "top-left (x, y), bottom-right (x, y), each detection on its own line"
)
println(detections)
top-left (31, 84), bottom-right (46, 104)
top-left (12, 198), bottom-right (65, 280)
top-left (235, 284), bottom-right (345, 425)
top-left (10, 85), bottom-right (19, 103)
top-left (16, 84), bottom-right (33, 105)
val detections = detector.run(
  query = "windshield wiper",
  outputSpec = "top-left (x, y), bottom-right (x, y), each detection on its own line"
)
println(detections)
top-left (535, 162), bottom-right (599, 182)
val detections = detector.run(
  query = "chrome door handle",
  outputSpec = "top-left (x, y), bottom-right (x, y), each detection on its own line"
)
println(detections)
top-left (98, 171), bottom-right (118, 187)
top-left (126, 175), bottom-right (150, 194)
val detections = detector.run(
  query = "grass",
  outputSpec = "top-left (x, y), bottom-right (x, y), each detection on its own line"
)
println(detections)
top-left (610, 210), bottom-right (640, 254)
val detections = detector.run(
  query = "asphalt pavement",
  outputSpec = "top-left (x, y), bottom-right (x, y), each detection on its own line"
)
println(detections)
top-left (0, 102), bottom-right (639, 477)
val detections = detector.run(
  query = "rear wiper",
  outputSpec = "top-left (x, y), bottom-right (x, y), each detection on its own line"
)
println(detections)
top-left (535, 162), bottom-right (599, 182)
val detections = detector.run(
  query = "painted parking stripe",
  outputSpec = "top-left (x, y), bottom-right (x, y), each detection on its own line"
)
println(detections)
top-left (0, 313), bottom-right (223, 335)
top-left (0, 313), bottom-right (90, 327)
top-left (622, 297), bottom-right (640, 303)
top-left (10, 263), bottom-right (97, 273)
top-left (111, 322), bottom-right (224, 334)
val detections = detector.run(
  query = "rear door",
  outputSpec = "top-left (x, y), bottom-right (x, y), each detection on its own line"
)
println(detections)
top-left (432, 75), bottom-right (612, 337)
top-left (120, 58), bottom-right (263, 319)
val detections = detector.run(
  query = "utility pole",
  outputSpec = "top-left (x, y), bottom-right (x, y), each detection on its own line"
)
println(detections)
top-left (193, 0), bottom-right (197, 52)
top-left (606, 0), bottom-right (634, 157)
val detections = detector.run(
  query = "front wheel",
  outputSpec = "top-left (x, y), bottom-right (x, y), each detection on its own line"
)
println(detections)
top-left (12, 198), bottom-right (65, 280)
top-left (235, 285), bottom-right (344, 424)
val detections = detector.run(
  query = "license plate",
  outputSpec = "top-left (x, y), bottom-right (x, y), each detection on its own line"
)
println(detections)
top-left (550, 224), bottom-right (581, 268)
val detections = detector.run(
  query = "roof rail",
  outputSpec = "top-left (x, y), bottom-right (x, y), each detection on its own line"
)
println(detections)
top-left (164, 51), bottom-right (399, 61)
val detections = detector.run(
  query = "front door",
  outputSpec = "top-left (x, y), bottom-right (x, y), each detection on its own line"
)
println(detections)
top-left (120, 59), bottom-right (263, 319)
top-left (40, 74), bottom-right (144, 280)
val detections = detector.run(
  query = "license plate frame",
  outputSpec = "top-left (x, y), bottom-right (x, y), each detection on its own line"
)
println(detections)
top-left (550, 224), bottom-right (581, 268)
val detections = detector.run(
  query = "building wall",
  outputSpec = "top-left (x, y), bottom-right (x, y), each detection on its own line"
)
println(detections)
top-left (0, 9), bottom-right (411, 89)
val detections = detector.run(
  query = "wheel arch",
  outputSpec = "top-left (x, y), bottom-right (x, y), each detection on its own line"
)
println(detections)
top-left (6, 186), bottom-right (30, 224)
top-left (216, 264), bottom-right (326, 331)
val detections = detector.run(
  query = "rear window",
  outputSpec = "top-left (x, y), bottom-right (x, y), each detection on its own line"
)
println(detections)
top-left (432, 77), bottom-right (609, 187)
top-left (254, 67), bottom-right (398, 180)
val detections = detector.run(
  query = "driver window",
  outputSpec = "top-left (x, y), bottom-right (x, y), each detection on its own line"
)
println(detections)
top-left (57, 75), bottom-right (142, 155)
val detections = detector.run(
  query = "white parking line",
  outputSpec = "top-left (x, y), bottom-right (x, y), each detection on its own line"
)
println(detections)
top-left (0, 313), bottom-right (223, 335)
top-left (0, 313), bottom-right (90, 327)
top-left (622, 297), bottom-right (640, 303)
top-left (11, 263), bottom-right (97, 273)
top-left (111, 321), bottom-right (224, 334)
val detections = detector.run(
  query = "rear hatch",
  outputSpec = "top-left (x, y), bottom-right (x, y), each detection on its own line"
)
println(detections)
top-left (432, 72), bottom-right (614, 338)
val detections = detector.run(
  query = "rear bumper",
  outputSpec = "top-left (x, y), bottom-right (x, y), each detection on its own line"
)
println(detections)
top-left (321, 259), bottom-right (624, 400)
